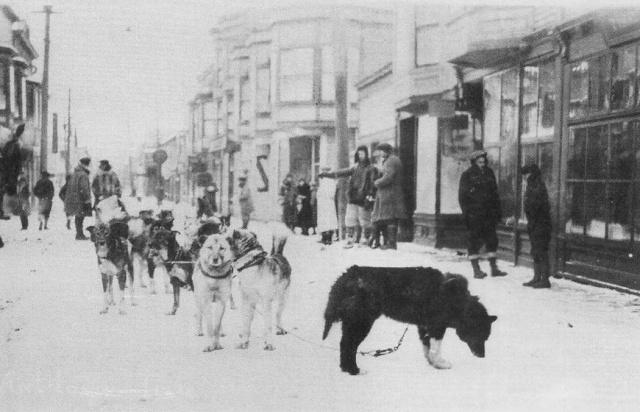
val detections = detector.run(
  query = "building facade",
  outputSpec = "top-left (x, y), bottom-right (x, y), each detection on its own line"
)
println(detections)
top-left (187, 6), bottom-right (393, 220)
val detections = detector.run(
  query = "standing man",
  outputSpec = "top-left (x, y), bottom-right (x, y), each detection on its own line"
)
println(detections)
top-left (0, 124), bottom-right (25, 218)
top-left (371, 143), bottom-right (406, 250)
top-left (65, 157), bottom-right (93, 240)
top-left (521, 164), bottom-right (552, 288)
top-left (91, 160), bottom-right (121, 207)
top-left (237, 174), bottom-right (254, 229)
top-left (458, 150), bottom-right (507, 279)
top-left (33, 171), bottom-right (55, 230)
top-left (319, 145), bottom-right (376, 248)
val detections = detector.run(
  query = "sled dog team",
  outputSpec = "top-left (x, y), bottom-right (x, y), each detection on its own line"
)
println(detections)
top-left (89, 201), bottom-right (497, 375)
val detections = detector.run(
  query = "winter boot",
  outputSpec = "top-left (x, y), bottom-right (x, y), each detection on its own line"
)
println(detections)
top-left (380, 224), bottom-right (398, 250)
top-left (471, 259), bottom-right (487, 279)
top-left (354, 226), bottom-right (362, 244)
top-left (360, 227), bottom-right (371, 247)
top-left (489, 257), bottom-right (507, 277)
top-left (532, 258), bottom-right (551, 288)
top-left (0, 235), bottom-right (4, 248)
top-left (44, 218), bottom-right (49, 230)
top-left (38, 220), bottom-right (43, 231)
top-left (75, 216), bottom-right (88, 240)
top-left (343, 227), bottom-right (354, 248)
top-left (523, 262), bottom-right (541, 287)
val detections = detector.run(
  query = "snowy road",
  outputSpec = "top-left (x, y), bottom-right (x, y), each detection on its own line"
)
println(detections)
top-left (1, 204), bottom-right (640, 411)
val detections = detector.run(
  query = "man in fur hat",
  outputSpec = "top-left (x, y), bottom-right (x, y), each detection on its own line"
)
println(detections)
top-left (92, 159), bottom-right (121, 207)
top-left (458, 150), bottom-right (507, 279)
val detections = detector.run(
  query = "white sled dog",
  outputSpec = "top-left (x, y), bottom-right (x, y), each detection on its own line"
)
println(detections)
top-left (226, 226), bottom-right (291, 351)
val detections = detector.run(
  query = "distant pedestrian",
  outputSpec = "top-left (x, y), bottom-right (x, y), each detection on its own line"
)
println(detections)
top-left (371, 143), bottom-right (407, 250)
top-left (317, 167), bottom-right (338, 245)
top-left (92, 160), bottom-right (121, 207)
top-left (319, 145), bottom-right (376, 248)
top-left (296, 178), bottom-right (313, 236)
top-left (65, 157), bottom-right (93, 240)
top-left (196, 184), bottom-right (218, 219)
top-left (521, 164), bottom-right (552, 288)
top-left (310, 182), bottom-right (318, 235)
top-left (58, 174), bottom-right (72, 230)
top-left (458, 150), bottom-right (507, 279)
top-left (16, 173), bottom-right (30, 230)
top-left (278, 174), bottom-right (297, 232)
top-left (237, 175), bottom-right (254, 229)
top-left (33, 171), bottom-right (55, 230)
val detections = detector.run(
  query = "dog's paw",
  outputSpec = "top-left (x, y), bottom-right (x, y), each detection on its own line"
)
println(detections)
top-left (276, 327), bottom-right (288, 335)
top-left (203, 343), bottom-right (223, 352)
top-left (427, 355), bottom-right (452, 370)
top-left (235, 342), bottom-right (249, 350)
top-left (340, 364), bottom-right (360, 375)
top-left (167, 307), bottom-right (177, 316)
top-left (263, 343), bottom-right (275, 351)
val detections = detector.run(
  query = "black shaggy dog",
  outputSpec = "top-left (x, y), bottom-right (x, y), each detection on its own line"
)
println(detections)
top-left (322, 265), bottom-right (497, 375)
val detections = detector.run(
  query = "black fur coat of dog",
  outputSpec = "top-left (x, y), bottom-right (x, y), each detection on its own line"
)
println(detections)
top-left (323, 265), bottom-right (497, 375)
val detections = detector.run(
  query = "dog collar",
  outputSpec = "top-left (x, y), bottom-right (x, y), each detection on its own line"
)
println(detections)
top-left (198, 261), bottom-right (233, 279)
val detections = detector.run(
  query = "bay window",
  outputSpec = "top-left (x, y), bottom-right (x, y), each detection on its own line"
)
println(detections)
top-left (279, 48), bottom-right (313, 102)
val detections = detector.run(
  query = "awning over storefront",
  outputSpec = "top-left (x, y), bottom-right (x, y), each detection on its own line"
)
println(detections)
top-left (395, 93), bottom-right (455, 117)
top-left (448, 37), bottom-right (526, 69)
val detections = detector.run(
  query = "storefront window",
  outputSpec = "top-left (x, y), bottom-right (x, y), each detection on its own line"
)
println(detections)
top-left (520, 66), bottom-right (538, 140)
top-left (566, 122), bottom-right (636, 241)
top-left (538, 61), bottom-right (556, 137)
top-left (500, 69), bottom-right (518, 142)
top-left (569, 61), bottom-right (589, 118)
top-left (610, 46), bottom-right (636, 111)
top-left (589, 55), bottom-right (610, 113)
top-left (483, 74), bottom-right (501, 145)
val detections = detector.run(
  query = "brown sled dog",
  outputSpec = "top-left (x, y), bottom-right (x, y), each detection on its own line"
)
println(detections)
top-left (322, 265), bottom-right (497, 375)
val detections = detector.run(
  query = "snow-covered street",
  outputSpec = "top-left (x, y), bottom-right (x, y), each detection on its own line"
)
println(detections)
top-left (1, 203), bottom-right (640, 412)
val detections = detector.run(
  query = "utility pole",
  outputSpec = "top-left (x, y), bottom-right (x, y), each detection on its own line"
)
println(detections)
top-left (333, 17), bottom-right (349, 238)
top-left (35, 5), bottom-right (58, 173)
top-left (65, 88), bottom-right (71, 175)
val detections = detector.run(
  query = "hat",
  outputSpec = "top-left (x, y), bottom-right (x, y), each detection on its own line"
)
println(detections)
top-left (469, 150), bottom-right (487, 162)
top-left (238, 175), bottom-right (247, 181)
top-left (99, 160), bottom-right (110, 165)
top-left (521, 164), bottom-right (540, 175)
top-left (79, 157), bottom-right (91, 166)
top-left (40, 170), bottom-right (53, 177)
top-left (206, 185), bottom-right (216, 192)
top-left (375, 143), bottom-right (393, 154)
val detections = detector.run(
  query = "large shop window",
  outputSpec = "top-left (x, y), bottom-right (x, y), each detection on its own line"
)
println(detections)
top-left (565, 121), bottom-right (639, 242)
top-left (569, 45), bottom-right (640, 119)
top-left (279, 48), bottom-right (314, 103)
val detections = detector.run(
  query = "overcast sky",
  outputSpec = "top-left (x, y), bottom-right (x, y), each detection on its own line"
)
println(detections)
top-left (5, 0), bottom-right (630, 169)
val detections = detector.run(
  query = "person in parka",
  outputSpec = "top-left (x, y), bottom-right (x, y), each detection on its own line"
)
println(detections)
top-left (319, 145), bottom-right (376, 248)
top-left (33, 171), bottom-right (55, 230)
top-left (371, 143), bottom-right (407, 250)
top-left (278, 174), bottom-right (298, 232)
top-left (91, 160), bottom-right (121, 207)
top-left (521, 164), bottom-right (552, 288)
top-left (65, 157), bottom-right (93, 240)
top-left (458, 150), bottom-right (507, 278)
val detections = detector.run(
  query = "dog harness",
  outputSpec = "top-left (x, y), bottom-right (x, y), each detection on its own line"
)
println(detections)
top-left (234, 249), bottom-right (267, 272)
top-left (197, 261), bottom-right (233, 279)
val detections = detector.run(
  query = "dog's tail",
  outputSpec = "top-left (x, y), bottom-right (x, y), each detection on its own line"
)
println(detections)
top-left (269, 222), bottom-right (290, 255)
top-left (322, 275), bottom-right (347, 340)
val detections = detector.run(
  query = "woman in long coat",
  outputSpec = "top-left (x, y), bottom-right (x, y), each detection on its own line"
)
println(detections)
top-left (16, 173), bottom-right (30, 230)
top-left (279, 174), bottom-right (297, 231)
top-left (33, 171), bottom-right (55, 230)
top-left (521, 164), bottom-right (552, 288)
top-left (296, 178), bottom-right (313, 235)
top-left (371, 143), bottom-right (406, 249)
top-left (317, 167), bottom-right (338, 245)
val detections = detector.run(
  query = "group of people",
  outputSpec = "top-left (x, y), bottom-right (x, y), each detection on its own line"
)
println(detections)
top-left (277, 144), bottom-right (553, 289)
top-left (196, 173), bottom-right (254, 230)
top-left (279, 143), bottom-right (407, 251)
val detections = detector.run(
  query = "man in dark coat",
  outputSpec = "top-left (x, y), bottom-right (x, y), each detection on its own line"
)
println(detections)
top-left (319, 145), bottom-right (376, 248)
top-left (371, 143), bottom-right (407, 250)
top-left (65, 157), bottom-right (92, 240)
top-left (33, 171), bottom-right (55, 230)
top-left (521, 164), bottom-right (552, 288)
top-left (458, 150), bottom-right (507, 278)
top-left (92, 160), bottom-right (121, 207)
top-left (279, 174), bottom-right (297, 232)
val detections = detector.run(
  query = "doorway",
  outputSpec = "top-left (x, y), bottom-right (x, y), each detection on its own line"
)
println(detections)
top-left (398, 116), bottom-right (417, 241)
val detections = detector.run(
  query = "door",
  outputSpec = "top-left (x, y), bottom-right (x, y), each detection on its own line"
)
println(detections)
top-left (398, 116), bottom-right (417, 241)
